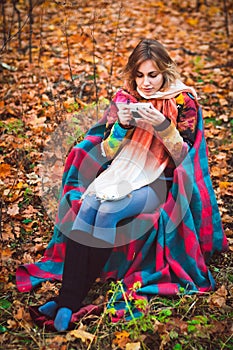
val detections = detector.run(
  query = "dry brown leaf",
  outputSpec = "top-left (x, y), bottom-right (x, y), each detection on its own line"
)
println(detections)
top-left (22, 205), bottom-right (38, 217)
top-left (222, 214), bottom-right (233, 224)
top-left (1, 247), bottom-right (14, 261)
top-left (7, 319), bottom-right (18, 329)
top-left (67, 328), bottom-right (95, 343)
top-left (7, 203), bottom-right (19, 216)
top-left (1, 223), bottom-right (15, 241)
top-left (202, 84), bottom-right (217, 93)
top-left (227, 238), bottom-right (233, 251)
top-left (210, 166), bottom-right (228, 178)
top-left (92, 294), bottom-right (105, 305)
top-left (14, 306), bottom-right (24, 321)
top-left (125, 342), bottom-right (141, 350)
top-left (0, 163), bottom-right (11, 178)
top-left (202, 109), bottom-right (216, 118)
top-left (225, 228), bottom-right (233, 237)
top-left (208, 285), bottom-right (228, 308)
top-left (22, 252), bottom-right (35, 264)
top-left (46, 335), bottom-right (67, 345)
top-left (113, 330), bottom-right (131, 349)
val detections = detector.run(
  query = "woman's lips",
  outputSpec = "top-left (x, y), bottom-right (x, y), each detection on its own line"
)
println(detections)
top-left (142, 88), bottom-right (154, 94)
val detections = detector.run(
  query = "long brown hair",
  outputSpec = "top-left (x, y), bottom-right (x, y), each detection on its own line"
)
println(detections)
top-left (123, 39), bottom-right (180, 92)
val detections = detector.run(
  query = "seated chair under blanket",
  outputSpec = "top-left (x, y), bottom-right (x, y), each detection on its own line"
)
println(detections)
top-left (16, 105), bottom-right (228, 322)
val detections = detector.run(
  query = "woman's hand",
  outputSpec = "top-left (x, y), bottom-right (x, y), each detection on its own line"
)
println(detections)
top-left (117, 107), bottom-right (134, 127)
top-left (137, 105), bottom-right (166, 128)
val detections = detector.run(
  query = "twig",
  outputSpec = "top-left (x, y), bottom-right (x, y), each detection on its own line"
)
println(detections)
top-left (90, 9), bottom-right (99, 120)
top-left (180, 298), bottom-right (198, 320)
top-left (179, 47), bottom-right (201, 56)
top-left (86, 304), bottom-right (106, 350)
top-left (38, 1), bottom-right (44, 64)
top-left (63, 6), bottom-right (80, 102)
top-left (28, 0), bottom-right (33, 63)
top-left (221, 333), bottom-right (233, 350)
top-left (12, 0), bottom-right (22, 50)
top-left (5, 0), bottom-right (18, 52)
top-left (1, 0), bottom-right (7, 49)
top-left (201, 60), bottom-right (233, 70)
top-left (107, 1), bottom-right (123, 100)
top-left (0, 199), bottom-right (3, 240)
top-left (0, 9), bottom-right (29, 54)
top-left (64, 17), bottom-right (74, 84)
top-left (118, 281), bottom-right (139, 332)
top-left (223, 0), bottom-right (230, 37)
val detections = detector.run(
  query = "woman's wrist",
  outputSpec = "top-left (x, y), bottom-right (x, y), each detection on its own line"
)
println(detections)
top-left (153, 118), bottom-right (171, 131)
top-left (118, 121), bottom-right (135, 129)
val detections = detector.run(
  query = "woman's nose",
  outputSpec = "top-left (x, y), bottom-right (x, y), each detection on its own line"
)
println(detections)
top-left (143, 76), bottom-right (150, 85)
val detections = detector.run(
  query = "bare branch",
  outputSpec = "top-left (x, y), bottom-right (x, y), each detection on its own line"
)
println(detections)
top-left (64, 18), bottom-right (74, 84)
top-left (90, 9), bottom-right (99, 119)
top-left (0, 9), bottom-right (29, 54)
top-left (223, 0), bottom-right (230, 37)
top-left (28, 0), bottom-right (33, 63)
top-left (107, 1), bottom-right (123, 100)
top-left (12, 0), bottom-right (22, 50)
top-left (1, 0), bottom-right (7, 49)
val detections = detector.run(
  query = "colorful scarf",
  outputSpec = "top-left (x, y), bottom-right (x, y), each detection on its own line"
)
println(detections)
top-left (84, 100), bottom-right (177, 201)
top-left (84, 81), bottom-right (196, 201)
top-left (16, 102), bottom-right (228, 320)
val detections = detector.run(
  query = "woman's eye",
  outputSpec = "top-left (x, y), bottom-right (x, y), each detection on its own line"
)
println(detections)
top-left (150, 73), bottom-right (158, 78)
top-left (136, 73), bottom-right (143, 78)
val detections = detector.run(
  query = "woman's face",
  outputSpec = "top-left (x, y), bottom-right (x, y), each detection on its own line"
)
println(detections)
top-left (135, 60), bottom-right (164, 96)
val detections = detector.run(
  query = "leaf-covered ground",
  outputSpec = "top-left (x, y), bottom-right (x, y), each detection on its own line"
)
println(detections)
top-left (0, 0), bottom-right (233, 349)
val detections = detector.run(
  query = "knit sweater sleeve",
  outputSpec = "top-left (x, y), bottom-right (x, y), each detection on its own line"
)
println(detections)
top-left (156, 92), bottom-right (198, 164)
top-left (101, 90), bottom-right (136, 159)
top-left (101, 121), bottom-right (134, 159)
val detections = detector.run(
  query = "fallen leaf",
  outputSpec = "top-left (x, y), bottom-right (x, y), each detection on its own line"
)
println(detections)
top-left (187, 18), bottom-right (198, 26)
top-left (0, 163), bottom-right (11, 178)
top-left (208, 285), bottom-right (228, 308)
top-left (67, 328), bottom-right (95, 343)
top-left (93, 295), bottom-right (105, 305)
top-left (7, 319), bottom-right (18, 329)
top-left (126, 342), bottom-right (141, 350)
top-left (22, 205), bottom-right (38, 217)
top-left (113, 330), bottom-right (131, 349)
top-left (202, 84), bottom-right (217, 93)
top-left (46, 335), bottom-right (67, 345)
top-left (1, 247), bottom-right (14, 261)
top-left (14, 306), bottom-right (24, 320)
top-left (7, 203), bottom-right (19, 216)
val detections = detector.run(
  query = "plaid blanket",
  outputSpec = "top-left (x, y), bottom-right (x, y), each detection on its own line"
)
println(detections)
top-left (16, 106), bottom-right (228, 313)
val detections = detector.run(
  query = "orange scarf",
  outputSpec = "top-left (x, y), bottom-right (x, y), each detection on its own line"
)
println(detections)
top-left (83, 97), bottom-right (179, 201)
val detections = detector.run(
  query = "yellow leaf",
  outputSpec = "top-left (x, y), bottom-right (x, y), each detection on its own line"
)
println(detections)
top-left (1, 247), bottom-right (14, 260)
top-left (68, 329), bottom-right (95, 343)
top-left (0, 163), bottom-right (11, 178)
top-left (113, 330), bottom-right (131, 348)
top-left (16, 181), bottom-right (24, 189)
top-left (187, 18), bottom-right (198, 26)
top-left (126, 342), bottom-right (141, 350)
top-left (208, 6), bottom-right (220, 16)
top-left (219, 182), bottom-right (231, 190)
top-left (202, 109), bottom-right (216, 118)
top-left (202, 84), bottom-right (217, 93)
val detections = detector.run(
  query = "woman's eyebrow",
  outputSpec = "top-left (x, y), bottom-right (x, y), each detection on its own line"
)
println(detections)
top-left (136, 70), bottom-right (158, 74)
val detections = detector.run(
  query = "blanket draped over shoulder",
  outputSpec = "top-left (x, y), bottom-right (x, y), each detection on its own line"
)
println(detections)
top-left (16, 103), bottom-right (228, 317)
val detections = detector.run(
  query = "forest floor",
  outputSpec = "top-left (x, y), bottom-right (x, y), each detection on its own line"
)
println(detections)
top-left (0, 0), bottom-right (233, 349)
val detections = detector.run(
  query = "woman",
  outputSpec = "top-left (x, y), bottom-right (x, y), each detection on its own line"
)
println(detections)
top-left (16, 39), bottom-right (228, 331)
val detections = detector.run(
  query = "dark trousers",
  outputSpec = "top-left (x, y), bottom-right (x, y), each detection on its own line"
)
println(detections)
top-left (57, 231), bottom-right (112, 312)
